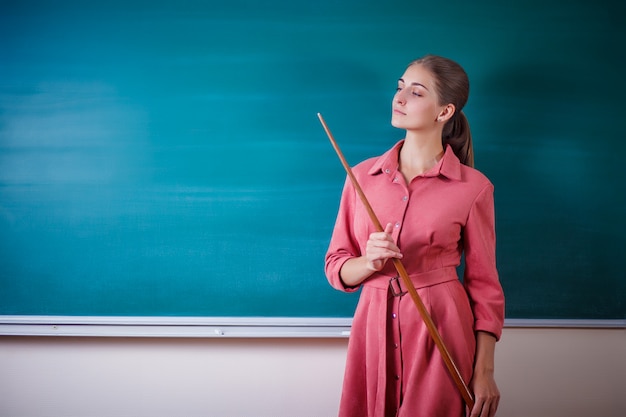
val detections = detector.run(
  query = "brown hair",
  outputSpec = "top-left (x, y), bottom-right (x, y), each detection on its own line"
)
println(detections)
top-left (410, 55), bottom-right (474, 167)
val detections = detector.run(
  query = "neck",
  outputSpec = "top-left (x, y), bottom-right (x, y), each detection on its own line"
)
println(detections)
top-left (399, 131), bottom-right (445, 177)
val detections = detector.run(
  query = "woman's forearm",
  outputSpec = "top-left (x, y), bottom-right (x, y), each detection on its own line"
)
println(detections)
top-left (469, 331), bottom-right (500, 417)
top-left (474, 331), bottom-right (496, 374)
top-left (339, 223), bottom-right (402, 287)
top-left (339, 256), bottom-right (375, 287)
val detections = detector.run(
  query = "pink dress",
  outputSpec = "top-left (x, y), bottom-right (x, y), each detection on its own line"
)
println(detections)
top-left (325, 142), bottom-right (505, 417)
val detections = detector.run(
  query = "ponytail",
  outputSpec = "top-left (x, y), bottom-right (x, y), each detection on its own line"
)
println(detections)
top-left (443, 111), bottom-right (474, 167)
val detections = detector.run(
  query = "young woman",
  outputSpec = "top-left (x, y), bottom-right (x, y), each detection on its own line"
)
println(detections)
top-left (325, 55), bottom-right (505, 417)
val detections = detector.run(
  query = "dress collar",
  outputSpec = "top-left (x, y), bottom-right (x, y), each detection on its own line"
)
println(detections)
top-left (368, 141), bottom-right (462, 181)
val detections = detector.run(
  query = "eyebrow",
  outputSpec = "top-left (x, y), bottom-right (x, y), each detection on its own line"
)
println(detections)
top-left (398, 78), bottom-right (429, 91)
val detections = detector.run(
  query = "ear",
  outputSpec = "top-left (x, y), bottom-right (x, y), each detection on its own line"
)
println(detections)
top-left (436, 104), bottom-right (456, 123)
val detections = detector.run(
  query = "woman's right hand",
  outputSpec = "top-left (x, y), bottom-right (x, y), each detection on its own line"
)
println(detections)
top-left (339, 223), bottom-right (403, 287)
top-left (365, 223), bottom-right (403, 272)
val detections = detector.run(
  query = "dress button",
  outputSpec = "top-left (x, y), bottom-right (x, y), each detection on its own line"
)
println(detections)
top-left (402, 195), bottom-right (408, 201)
top-left (385, 169), bottom-right (390, 174)
top-left (392, 313), bottom-right (397, 319)
top-left (394, 343), bottom-right (399, 349)
top-left (395, 374), bottom-right (400, 380)
top-left (395, 222), bottom-right (400, 228)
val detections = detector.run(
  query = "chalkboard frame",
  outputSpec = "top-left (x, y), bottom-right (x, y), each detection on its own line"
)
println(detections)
top-left (1, 1), bottom-right (624, 325)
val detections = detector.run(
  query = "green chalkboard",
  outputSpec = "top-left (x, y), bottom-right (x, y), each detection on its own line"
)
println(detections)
top-left (1, 0), bottom-right (624, 320)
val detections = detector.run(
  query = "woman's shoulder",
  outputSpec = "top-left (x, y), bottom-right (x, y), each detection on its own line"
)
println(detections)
top-left (353, 156), bottom-right (379, 173)
top-left (459, 163), bottom-right (495, 194)
top-left (462, 163), bottom-right (492, 182)
top-left (439, 146), bottom-right (493, 190)
top-left (352, 140), bottom-right (403, 177)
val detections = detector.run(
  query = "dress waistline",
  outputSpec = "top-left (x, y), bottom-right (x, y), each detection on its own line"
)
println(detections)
top-left (363, 266), bottom-right (458, 294)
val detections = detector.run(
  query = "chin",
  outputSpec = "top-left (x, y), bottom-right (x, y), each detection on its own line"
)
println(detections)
top-left (391, 117), bottom-right (403, 129)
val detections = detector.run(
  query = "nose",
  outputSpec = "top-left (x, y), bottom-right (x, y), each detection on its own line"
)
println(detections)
top-left (395, 90), bottom-right (406, 105)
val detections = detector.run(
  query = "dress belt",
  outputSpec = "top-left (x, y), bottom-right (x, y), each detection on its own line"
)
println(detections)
top-left (363, 266), bottom-right (459, 296)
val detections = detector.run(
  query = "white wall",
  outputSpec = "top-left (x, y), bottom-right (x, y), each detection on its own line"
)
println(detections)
top-left (1, 327), bottom-right (625, 417)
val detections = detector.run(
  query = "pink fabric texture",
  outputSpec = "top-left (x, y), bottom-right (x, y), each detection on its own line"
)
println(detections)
top-left (325, 142), bottom-right (505, 417)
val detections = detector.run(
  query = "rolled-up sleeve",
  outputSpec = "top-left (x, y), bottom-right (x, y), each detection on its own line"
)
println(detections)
top-left (463, 183), bottom-right (505, 340)
top-left (324, 176), bottom-right (362, 293)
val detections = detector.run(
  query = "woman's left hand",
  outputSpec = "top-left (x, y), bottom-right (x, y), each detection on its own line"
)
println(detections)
top-left (468, 369), bottom-right (500, 417)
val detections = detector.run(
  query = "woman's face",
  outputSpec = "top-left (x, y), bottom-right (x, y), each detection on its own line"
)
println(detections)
top-left (391, 64), bottom-right (446, 131)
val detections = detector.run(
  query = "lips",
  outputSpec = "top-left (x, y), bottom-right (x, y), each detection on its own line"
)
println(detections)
top-left (393, 108), bottom-right (406, 115)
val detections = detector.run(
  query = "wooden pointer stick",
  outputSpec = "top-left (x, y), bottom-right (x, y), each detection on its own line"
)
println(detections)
top-left (317, 113), bottom-right (475, 410)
